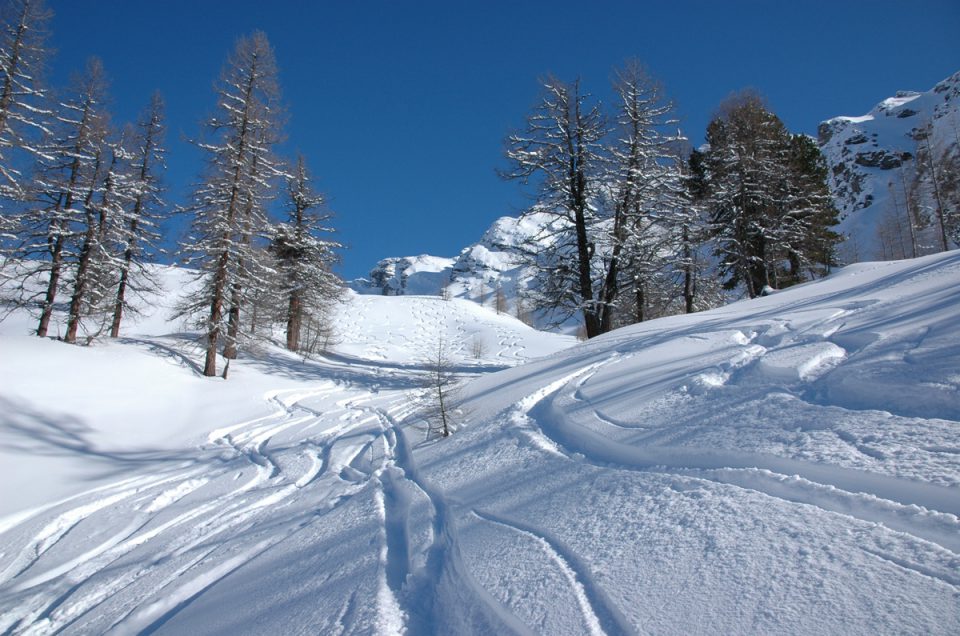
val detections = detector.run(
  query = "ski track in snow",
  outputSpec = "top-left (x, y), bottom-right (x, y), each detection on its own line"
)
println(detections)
top-left (506, 325), bottom-right (960, 571)
top-left (0, 367), bottom-right (430, 635)
top-left (0, 307), bottom-right (557, 635)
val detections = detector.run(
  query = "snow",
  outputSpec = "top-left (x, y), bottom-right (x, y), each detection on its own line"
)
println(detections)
top-left (1, 251), bottom-right (959, 634)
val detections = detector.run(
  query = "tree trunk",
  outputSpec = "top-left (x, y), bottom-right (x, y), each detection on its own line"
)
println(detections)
top-left (37, 231), bottom-right (63, 337)
top-left (286, 290), bottom-right (301, 351)
top-left (223, 283), bottom-right (241, 360)
top-left (64, 219), bottom-right (95, 343)
top-left (635, 282), bottom-right (645, 324)
top-left (204, 251), bottom-right (230, 376)
top-left (683, 226), bottom-right (695, 314)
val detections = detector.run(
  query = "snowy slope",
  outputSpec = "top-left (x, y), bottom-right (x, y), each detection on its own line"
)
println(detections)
top-left (819, 70), bottom-right (960, 260)
top-left (1, 252), bottom-right (959, 634)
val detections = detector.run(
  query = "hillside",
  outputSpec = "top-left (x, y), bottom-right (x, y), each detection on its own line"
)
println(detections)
top-left (1, 251), bottom-right (958, 634)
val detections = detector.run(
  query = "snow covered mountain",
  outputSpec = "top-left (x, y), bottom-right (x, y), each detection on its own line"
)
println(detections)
top-left (2, 250), bottom-right (959, 633)
top-left (818, 70), bottom-right (960, 261)
top-left (351, 213), bottom-right (558, 326)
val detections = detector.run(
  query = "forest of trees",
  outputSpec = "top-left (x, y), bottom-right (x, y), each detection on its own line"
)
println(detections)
top-left (0, 0), bottom-right (342, 377)
top-left (502, 64), bottom-right (843, 337)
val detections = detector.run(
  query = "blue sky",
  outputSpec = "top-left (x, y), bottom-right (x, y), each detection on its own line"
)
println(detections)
top-left (47, 0), bottom-right (959, 279)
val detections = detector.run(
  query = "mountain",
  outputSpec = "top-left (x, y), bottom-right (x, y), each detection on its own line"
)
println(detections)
top-left (2, 251), bottom-right (958, 633)
top-left (351, 212), bottom-right (569, 329)
top-left (818, 70), bottom-right (960, 261)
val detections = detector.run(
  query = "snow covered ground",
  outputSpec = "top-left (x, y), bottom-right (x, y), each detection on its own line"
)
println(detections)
top-left (1, 253), bottom-right (958, 634)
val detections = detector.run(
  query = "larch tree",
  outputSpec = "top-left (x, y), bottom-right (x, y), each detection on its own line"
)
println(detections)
top-left (8, 57), bottom-right (110, 338)
top-left (0, 0), bottom-right (51, 212)
top-left (109, 92), bottom-right (167, 338)
top-left (63, 118), bottom-right (120, 343)
top-left (501, 76), bottom-right (609, 338)
top-left (178, 31), bottom-right (284, 377)
top-left (604, 61), bottom-right (683, 326)
top-left (271, 154), bottom-right (342, 352)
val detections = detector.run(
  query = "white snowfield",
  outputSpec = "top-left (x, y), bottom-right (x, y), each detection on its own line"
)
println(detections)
top-left (1, 252), bottom-right (959, 635)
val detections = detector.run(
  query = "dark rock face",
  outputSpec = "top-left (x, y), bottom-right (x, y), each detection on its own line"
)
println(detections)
top-left (853, 151), bottom-right (908, 170)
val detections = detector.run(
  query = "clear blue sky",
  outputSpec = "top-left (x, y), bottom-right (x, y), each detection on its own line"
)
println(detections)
top-left (47, 0), bottom-right (959, 279)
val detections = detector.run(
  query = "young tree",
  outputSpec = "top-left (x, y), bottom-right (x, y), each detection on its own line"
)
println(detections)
top-left (420, 334), bottom-right (459, 438)
top-left (271, 154), bottom-right (342, 352)
top-left (493, 283), bottom-right (507, 314)
top-left (178, 32), bottom-right (284, 377)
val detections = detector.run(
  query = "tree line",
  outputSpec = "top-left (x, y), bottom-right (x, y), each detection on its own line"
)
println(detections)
top-left (502, 62), bottom-right (842, 338)
top-left (0, 0), bottom-right (342, 377)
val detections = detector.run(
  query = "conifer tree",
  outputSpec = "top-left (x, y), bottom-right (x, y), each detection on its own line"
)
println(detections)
top-left (502, 76), bottom-right (609, 337)
top-left (109, 92), bottom-right (166, 338)
top-left (700, 91), bottom-right (838, 297)
top-left (178, 32), bottom-right (284, 377)
top-left (606, 61), bottom-right (683, 325)
top-left (271, 154), bottom-right (342, 352)
top-left (0, 0), bottom-right (51, 211)
top-left (7, 57), bottom-right (110, 337)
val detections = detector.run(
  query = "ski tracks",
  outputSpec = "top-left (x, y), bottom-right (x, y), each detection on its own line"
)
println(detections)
top-left (0, 380), bottom-right (415, 635)
top-left (505, 361), bottom-right (960, 594)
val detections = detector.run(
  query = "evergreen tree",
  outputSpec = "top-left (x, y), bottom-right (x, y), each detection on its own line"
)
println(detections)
top-left (777, 133), bottom-right (840, 285)
top-left (700, 92), bottom-right (838, 297)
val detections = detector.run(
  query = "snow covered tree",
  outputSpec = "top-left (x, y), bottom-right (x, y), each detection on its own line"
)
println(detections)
top-left (605, 61), bottom-right (684, 324)
top-left (63, 121), bottom-right (121, 343)
top-left (109, 92), bottom-right (166, 338)
top-left (501, 76), bottom-right (609, 338)
top-left (6, 57), bottom-right (110, 338)
top-left (178, 32), bottom-right (285, 377)
top-left (700, 92), bottom-right (838, 297)
top-left (503, 65), bottom-right (687, 335)
top-left (777, 133), bottom-right (840, 285)
top-left (271, 154), bottom-right (342, 352)
top-left (0, 0), bottom-right (51, 212)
